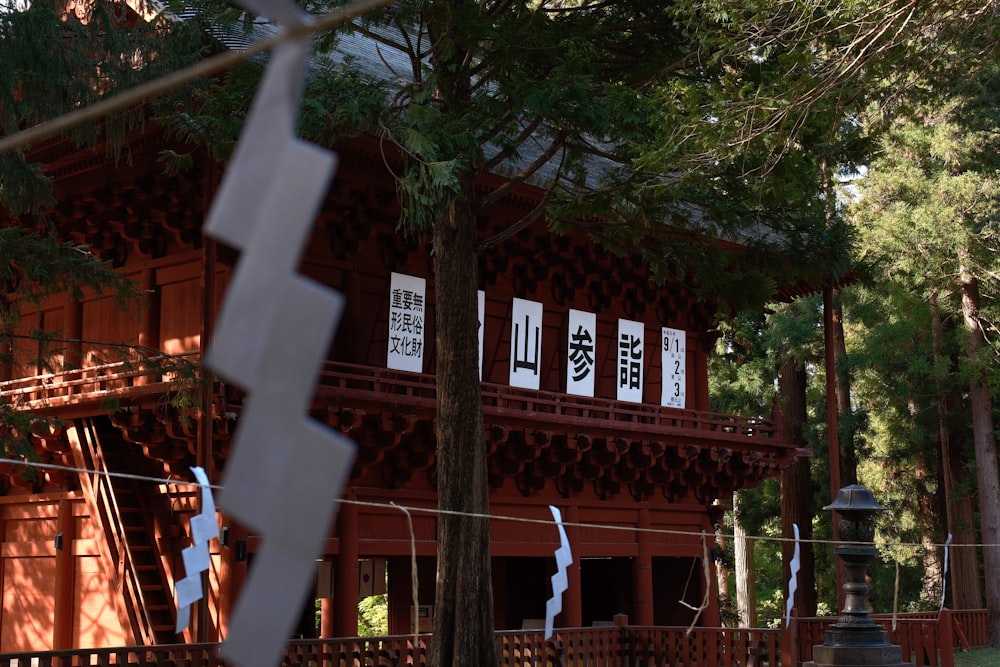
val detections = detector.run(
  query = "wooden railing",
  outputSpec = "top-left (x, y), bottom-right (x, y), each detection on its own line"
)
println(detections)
top-left (0, 353), bottom-right (199, 408)
top-left (0, 625), bottom-right (783, 667)
top-left (315, 362), bottom-right (785, 450)
top-left (796, 609), bottom-right (989, 667)
top-left (0, 613), bottom-right (987, 667)
top-left (66, 419), bottom-right (160, 647)
top-left (0, 357), bottom-right (787, 453)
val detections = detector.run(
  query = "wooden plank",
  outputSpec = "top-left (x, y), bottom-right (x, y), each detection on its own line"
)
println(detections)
top-left (1, 556), bottom-right (56, 652)
top-left (74, 555), bottom-right (127, 648)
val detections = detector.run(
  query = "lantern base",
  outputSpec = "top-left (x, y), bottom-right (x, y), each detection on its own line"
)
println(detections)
top-left (805, 640), bottom-right (912, 667)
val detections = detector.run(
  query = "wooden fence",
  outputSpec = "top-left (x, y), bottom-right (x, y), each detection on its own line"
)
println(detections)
top-left (795, 608), bottom-right (989, 667)
top-left (0, 612), bottom-right (986, 667)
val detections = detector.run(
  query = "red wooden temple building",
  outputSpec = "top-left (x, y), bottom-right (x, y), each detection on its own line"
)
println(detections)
top-left (0, 119), bottom-right (807, 651)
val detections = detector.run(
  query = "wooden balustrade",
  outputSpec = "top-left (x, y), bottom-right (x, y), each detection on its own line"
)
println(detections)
top-left (796, 609), bottom-right (987, 667)
top-left (0, 614), bottom-right (988, 667)
top-left (0, 353), bottom-right (199, 408)
top-left (0, 626), bottom-right (783, 667)
top-left (950, 609), bottom-right (988, 649)
top-left (315, 362), bottom-right (783, 450)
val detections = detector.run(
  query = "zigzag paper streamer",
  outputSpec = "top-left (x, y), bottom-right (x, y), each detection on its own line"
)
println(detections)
top-left (940, 533), bottom-right (952, 612)
top-left (200, 6), bottom-right (355, 666)
top-left (785, 522), bottom-right (801, 627)
top-left (174, 466), bottom-right (219, 633)
top-left (545, 505), bottom-right (573, 640)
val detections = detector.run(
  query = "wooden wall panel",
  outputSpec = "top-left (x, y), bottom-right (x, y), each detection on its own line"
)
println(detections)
top-left (73, 555), bottom-right (126, 648)
top-left (1, 556), bottom-right (56, 652)
top-left (81, 297), bottom-right (141, 367)
top-left (159, 279), bottom-right (202, 355)
top-left (40, 307), bottom-right (66, 372)
top-left (11, 311), bottom-right (41, 378)
top-left (4, 512), bottom-right (55, 543)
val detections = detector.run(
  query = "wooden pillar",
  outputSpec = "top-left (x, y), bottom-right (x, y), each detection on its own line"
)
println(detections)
top-left (217, 520), bottom-right (248, 641)
top-left (138, 269), bottom-right (160, 350)
top-left (693, 335), bottom-right (710, 411)
top-left (564, 505), bottom-right (582, 627)
top-left (333, 498), bottom-right (359, 638)
top-left (0, 336), bottom-right (11, 382)
top-left (135, 270), bottom-right (159, 386)
top-left (64, 301), bottom-right (83, 370)
top-left (633, 507), bottom-right (654, 626)
top-left (52, 498), bottom-right (76, 649)
top-left (195, 243), bottom-right (218, 642)
top-left (320, 597), bottom-right (335, 638)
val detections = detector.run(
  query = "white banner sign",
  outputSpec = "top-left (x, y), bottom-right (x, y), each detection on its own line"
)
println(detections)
top-left (566, 309), bottom-right (597, 397)
top-left (661, 327), bottom-right (687, 408)
top-left (387, 272), bottom-right (426, 372)
top-left (616, 319), bottom-right (644, 403)
top-left (510, 298), bottom-right (543, 389)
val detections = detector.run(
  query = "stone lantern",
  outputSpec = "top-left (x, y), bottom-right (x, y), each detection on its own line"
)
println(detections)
top-left (804, 485), bottom-right (912, 667)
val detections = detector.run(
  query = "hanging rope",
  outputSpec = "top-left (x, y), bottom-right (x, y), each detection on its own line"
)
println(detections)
top-left (391, 502), bottom-right (420, 652)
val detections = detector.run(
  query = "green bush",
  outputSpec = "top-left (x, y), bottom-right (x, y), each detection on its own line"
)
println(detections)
top-left (358, 595), bottom-right (388, 637)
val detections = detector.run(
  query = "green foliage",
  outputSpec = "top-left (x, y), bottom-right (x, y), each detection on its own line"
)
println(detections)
top-left (358, 594), bottom-right (388, 637)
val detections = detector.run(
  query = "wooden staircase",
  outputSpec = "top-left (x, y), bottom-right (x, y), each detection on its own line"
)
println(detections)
top-left (67, 417), bottom-right (178, 645)
top-left (109, 470), bottom-right (178, 643)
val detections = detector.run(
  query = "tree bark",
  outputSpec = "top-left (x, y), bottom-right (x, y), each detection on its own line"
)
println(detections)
top-left (715, 514), bottom-right (732, 626)
top-left (733, 492), bottom-right (758, 627)
top-left (779, 358), bottom-right (816, 617)
top-left (831, 290), bottom-right (858, 486)
top-left (913, 451), bottom-right (945, 606)
top-left (958, 254), bottom-right (1000, 646)
top-left (427, 181), bottom-right (498, 666)
top-left (929, 291), bottom-right (982, 609)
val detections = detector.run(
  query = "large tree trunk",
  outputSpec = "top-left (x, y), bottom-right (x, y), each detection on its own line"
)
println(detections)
top-left (830, 290), bottom-right (858, 486)
top-left (733, 492), bottom-right (758, 627)
top-left (779, 358), bottom-right (816, 617)
top-left (930, 291), bottom-right (982, 609)
top-left (715, 514), bottom-right (732, 626)
top-left (914, 451), bottom-right (945, 606)
top-left (427, 182), bottom-right (498, 666)
top-left (958, 255), bottom-right (1000, 646)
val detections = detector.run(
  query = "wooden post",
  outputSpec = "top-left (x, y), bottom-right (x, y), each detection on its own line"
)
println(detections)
top-left (195, 240), bottom-right (218, 642)
top-left (633, 507), bottom-right (654, 626)
top-left (64, 301), bottom-right (83, 370)
top-left (939, 608), bottom-right (955, 667)
top-left (780, 612), bottom-right (799, 667)
top-left (321, 597), bottom-right (335, 638)
top-left (137, 269), bottom-right (160, 351)
top-left (564, 505), bottom-right (582, 627)
top-left (333, 497), bottom-right (359, 638)
top-left (52, 498), bottom-right (76, 649)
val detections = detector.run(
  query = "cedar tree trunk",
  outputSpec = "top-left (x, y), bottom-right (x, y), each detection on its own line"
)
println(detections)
top-left (778, 358), bottom-right (816, 617)
top-left (930, 291), bottom-right (982, 609)
top-left (958, 255), bottom-right (1000, 646)
top-left (427, 180), bottom-right (499, 666)
top-left (733, 492), bottom-right (758, 627)
top-left (831, 291), bottom-right (858, 486)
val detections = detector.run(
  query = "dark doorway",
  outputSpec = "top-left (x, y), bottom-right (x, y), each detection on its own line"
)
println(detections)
top-left (580, 557), bottom-right (631, 626)
top-left (653, 556), bottom-right (703, 626)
